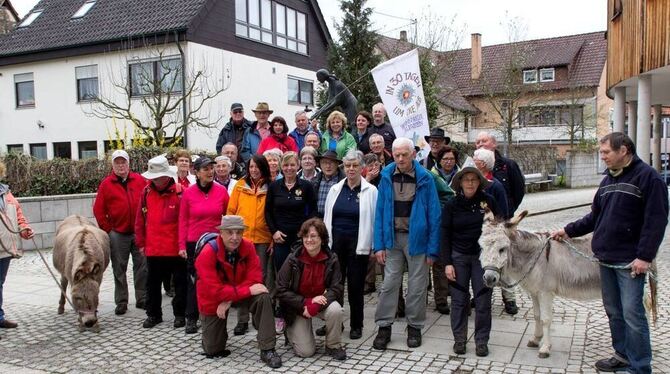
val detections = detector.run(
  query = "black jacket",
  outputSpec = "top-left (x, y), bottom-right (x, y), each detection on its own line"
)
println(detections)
top-left (265, 178), bottom-right (317, 235)
top-left (565, 156), bottom-right (668, 263)
top-left (493, 150), bottom-right (525, 213)
top-left (440, 190), bottom-right (499, 265)
top-left (369, 122), bottom-right (396, 152)
top-left (276, 241), bottom-right (343, 325)
top-left (215, 118), bottom-right (252, 155)
top-left (354, 128), bottom-right (372, 155)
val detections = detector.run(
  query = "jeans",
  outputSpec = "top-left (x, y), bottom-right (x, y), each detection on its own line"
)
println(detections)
top-left (600, 264), bottom-right (651, 374)
top-left (0, 257), bottom-right (11, 321)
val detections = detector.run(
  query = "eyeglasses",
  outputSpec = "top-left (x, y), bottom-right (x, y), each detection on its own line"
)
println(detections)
top-left (441, 158), bottom-right (456, 162)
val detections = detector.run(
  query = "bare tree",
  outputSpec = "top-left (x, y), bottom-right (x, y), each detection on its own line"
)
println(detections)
top-left (84, 40), bottom-right (229, 147)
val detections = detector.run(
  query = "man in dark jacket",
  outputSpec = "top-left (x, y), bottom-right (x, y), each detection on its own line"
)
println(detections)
top-left (421, 128), bottom-right (451, 170)
top-left (475, 131), bottom-right (525, 314)
top-left (289, 111), bottom-right (320, 151)
top-left (93, 150), bottom-right (147, 316)
top-left (216, 103), bottom-right (251, 156)
top-left (195, 215), bottom-right (282, 368)
top-left (552, 132), bottom-right (668, 374)
top-left (369, 103), bottom-right (396, 152)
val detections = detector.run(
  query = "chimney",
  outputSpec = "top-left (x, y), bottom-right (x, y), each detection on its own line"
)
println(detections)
top-left (399, 30), bottom-right (407, 42)
top-left (471, 33), bottom-right (482, 80)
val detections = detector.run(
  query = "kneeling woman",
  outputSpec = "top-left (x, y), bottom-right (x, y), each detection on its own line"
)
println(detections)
top-left (276, 218), bottom-right (346, 361)
top-left (441, 159), bottom-right (500, 357)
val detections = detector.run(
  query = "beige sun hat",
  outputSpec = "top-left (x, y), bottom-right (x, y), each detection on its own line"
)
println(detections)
top-left (142, 155), bottom-right (177, 179)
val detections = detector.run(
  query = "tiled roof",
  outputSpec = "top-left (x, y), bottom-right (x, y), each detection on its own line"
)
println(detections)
top-left (0, 0), bottom-right (208, 57)
top-left (376, 31), bottom-right (607, 105)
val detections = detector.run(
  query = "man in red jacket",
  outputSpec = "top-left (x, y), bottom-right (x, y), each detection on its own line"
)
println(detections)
top-left (93, 150), bottom-right (147, 315)
top-left (195, 215), bottom-right (281, 368)
top-left (135, 155), bottom-right (186, 329)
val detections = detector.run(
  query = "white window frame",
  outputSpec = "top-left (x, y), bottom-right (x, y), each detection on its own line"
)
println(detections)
top-left (15, 73), bottom-right (35, 108)
top-left (75, 65), bottom-right (99, 102)
top-left (128, 57), bottom-right (182, 97)
top-left (72, 1), bottom-right (96, 19)
top-left (235, 0), bottom-right (308, 55)
top-left (523, 70), bottom-right (537, 84)
top-left (287, 76), bottom-right (314, 105)
top-left (540, 68), bottom-right (555, 82)
top-left (18, 10), bottom-right (43, 27)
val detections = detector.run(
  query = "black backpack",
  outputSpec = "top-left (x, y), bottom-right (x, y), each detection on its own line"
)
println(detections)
top-left (195, 232), bottom-right (220, 258)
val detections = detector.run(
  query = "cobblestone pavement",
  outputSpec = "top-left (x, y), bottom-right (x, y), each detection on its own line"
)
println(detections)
top-left (1, 188), bottom-right (668, 373)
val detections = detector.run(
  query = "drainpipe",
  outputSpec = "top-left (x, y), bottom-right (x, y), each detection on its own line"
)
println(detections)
top-left (175, 31), bottom-right (188, 148)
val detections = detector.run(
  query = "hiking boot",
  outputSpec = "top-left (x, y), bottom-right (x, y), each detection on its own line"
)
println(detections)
top-left (503, 300), bottom-right (518, 315)
top-left (0, 319), bottom-right (18, 328)
top-left (173, 316), bottom-right (186, 328)
top-left (233, 322), bottom-right (248, 336)
top-left (436, 304), bottom-right (450, 315)
top-left (594, 357), bottom-right (629, 372)
top-left (315, 325), bottom-right (326, 336)
top-left (349, 328), bottom-right (362, 340)
top-left (325, 346), bottom-right (347, 361)
top-left (453, 341), bottom-right (466, 354)
top-left (114, 304), bottom-right (127, 315)
top-left (142, 316), bottom-right (163, 328)
top-left (372, 326), bottom-right (392, 350)
top-left (260, 349), bottom-right (282, 368)
top-left (407, 326), bottom-right (422, 348)
top-left (185, 318), bottom-right (198, 334)
top-left (135, 300), bottom-right (145, 310)
top-left (476, 343), bottom-right (489, 357)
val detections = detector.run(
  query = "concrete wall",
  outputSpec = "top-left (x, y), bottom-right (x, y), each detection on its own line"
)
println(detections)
top-left (565, 150), bottom-right (605, 188)
top-left (16, 193), bottom-right (96, 250)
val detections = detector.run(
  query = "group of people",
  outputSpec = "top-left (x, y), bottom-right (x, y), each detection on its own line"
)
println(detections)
top-left (0, 96), bottom-right (663, 373)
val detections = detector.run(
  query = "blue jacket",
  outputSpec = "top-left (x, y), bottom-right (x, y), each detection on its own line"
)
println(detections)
top-left (289, 126), bottom-right (319, 150)
top-left (485, 177), bottom-right (510, 219)
top-left (373, 160), bottom-right (441, 259)
top-left (565, 156), bottom-right (668, 263)
top-left (240, 122), bottom-right (263, 162)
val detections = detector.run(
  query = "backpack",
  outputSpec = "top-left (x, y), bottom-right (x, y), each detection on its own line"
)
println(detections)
top-left (194, 232), bottom-right (220, 258)
top-left (140, 182), bottom-right (183, 221)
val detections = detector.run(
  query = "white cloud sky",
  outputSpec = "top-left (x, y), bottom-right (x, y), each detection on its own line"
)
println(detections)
top-left (12, 0), bottom-right (607, 48)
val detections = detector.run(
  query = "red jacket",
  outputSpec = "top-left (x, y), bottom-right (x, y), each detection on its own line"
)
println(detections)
top-left (257, 134), bottom-right (299, 155)
top-left (195, 237), bottom-right (262, 316)
top-left (93, 172), bottom-right (146, 233)
top-left (134, 181), bottom-right (182, 257)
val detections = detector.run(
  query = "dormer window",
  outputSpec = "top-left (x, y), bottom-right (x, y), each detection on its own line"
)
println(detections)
top-left (540, 68), bottom-right (555, 82)
top-left (72, 1), bottom-right (96, 19)
top-left (523, 70), bottom-right (537, 84)
top-left (18, 10), bottom-right (43, 27)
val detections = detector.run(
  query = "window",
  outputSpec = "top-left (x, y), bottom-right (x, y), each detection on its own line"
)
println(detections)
top-left (6, 144), bottom-right (24, 154)
top-left (103, 140), bottom-right (125, 154)
top-left (78, 141), bottom-right (98, 159)
top-left (522, 70), bottom-right (537, 84)
top-left (15, 73), bottom-right (35, 107)
top-left (76, 65), bottom-right (98, 102)
top-left (18, 10), bottom-right (42, 27)
top-left (29, 143), bottom-right (47, 160)
top-left (236, 0), bottom-right (308, 54)
top-left (540, 68), bottom-right (555, 82)
top-left (53, 142), bottom-right (72, 159)
top-left (129, 58), bottom-right (182, 97)
top-left (519, 105), bottom-right (584, 127)
top-left (72, 0), bottom-right (96, 18)
top-left (287, 77), bottom-right (313, 105)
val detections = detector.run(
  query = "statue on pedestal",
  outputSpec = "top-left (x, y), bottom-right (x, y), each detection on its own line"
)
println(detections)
top-left (310, 69), bottom-right (359, 133)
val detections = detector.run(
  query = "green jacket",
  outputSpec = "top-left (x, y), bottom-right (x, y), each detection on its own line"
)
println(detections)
top-left (429, 168), bottom-right (455, 208)
top-left (320, 130), bottom-right (357, 159)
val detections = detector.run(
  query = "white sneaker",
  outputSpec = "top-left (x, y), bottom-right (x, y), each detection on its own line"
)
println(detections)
top-left (274, 317), bottom-right (285, 334)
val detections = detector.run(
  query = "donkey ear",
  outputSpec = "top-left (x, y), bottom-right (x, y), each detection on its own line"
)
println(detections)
top-left (483, 207), bottom-right (496, 223)
top-left (505, 210), bottom-right (528, 228)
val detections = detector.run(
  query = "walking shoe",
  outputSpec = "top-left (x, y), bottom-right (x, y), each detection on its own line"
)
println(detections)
top-left (203, 349), bottom-right (231, 359)
top-left (475, 343), bottom-right (489, 357)
top-left (503, 300), bottom-right (518, 315)
top-left (114, 304), bottom-right (127, 315)
top-left (453, 341), bottom-right (466, 354)
top-left (260, 349), bottom-right (282, 368)
top-left (142, 316), bottom-right (163, 328)
top-left (349, 328), bottom-right (362, 340)
top-left (436, 304), bottom-right (450, 315)
top-left (325, 346), bottom-right (347, 361)
top-left (135, 300), bottom-right (146, 310)
top-left (0, 319), bottom-right (17, 328)
top-left (185, 318), bottom-right (198, 334)
top-left (372, 326), bottom-right (392, 350)
top-left (407, 326), bottom-right (422, 348)
top-left (594, 357), bottom-right (629, 372)
top-left (274, 318), bottom-right (285, 334)
top-left (315, 325), bottom-right (326, 336)
top-left (233, 322), bottom-right (248, 336)
top-left (173, 316), bottom-right (185, 328)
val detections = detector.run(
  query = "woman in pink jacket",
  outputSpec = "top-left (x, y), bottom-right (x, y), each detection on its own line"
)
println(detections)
top-left (179, 157), bottom-right (229, 334)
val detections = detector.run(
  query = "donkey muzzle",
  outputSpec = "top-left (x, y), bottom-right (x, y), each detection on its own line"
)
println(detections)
top-left (482, 266), bottom-right (500, 288)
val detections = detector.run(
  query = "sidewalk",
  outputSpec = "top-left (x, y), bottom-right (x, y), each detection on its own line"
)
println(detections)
top-left (0, 187), bottom-right (667, 373)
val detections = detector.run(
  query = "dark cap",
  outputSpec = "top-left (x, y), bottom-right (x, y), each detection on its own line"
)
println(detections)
top-left (193, 156), bottom-right (215, 170)
top-left (230, 103), bottom-right (243, 111)
top-left (317, 150), bottom-right (342, 164)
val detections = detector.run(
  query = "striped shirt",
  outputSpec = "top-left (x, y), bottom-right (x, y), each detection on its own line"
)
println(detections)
top-left (392, 166), bottom-right (416, 232)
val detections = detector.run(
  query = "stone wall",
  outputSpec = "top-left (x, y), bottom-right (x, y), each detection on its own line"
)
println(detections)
top-left (16, 193), bottom-right (96, 250)
top-left (565, 150), bottom-right (604, 188)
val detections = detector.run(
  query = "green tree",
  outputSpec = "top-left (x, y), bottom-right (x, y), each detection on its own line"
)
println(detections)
top-left (327, 0), bottom-right (382, 113)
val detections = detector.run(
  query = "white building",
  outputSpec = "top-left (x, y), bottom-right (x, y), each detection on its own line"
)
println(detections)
top-left (0, 0), bottom-right (332, 159)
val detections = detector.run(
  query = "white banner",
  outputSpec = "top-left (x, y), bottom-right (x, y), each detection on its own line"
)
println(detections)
top-left (371, 49), bottom-right (430, 159)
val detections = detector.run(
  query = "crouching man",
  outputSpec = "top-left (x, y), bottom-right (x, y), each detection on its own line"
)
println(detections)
top-left (195, 215), bottom-right (282, 368)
